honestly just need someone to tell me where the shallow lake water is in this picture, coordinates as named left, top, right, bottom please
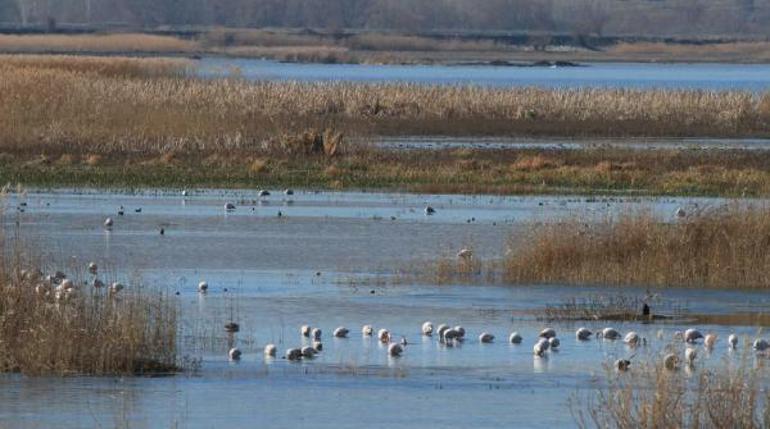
left=1, top=190, right=768, bottom=428
left=369, top=135, right=770, bottom=151
left=197, top=58, right=770, bottom=91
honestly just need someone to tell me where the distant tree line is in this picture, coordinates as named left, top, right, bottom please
left=2, top=0, right=769, bottom=37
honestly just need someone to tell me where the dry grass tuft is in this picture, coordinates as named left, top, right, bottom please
left=249, top=158, right=268, bottom=173
left=511, top=154, right=563, bottom=171
left=575, top=355, right=769, bottom=428
left=506, top=206, right=770, bottom=289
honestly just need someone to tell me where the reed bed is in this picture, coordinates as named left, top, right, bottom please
left=0, top=209, right=178, bottom=375
left=0, top=54, right=191, bottom=78
left=575, top=355, right=770, bottom=428
left=0, top=34, right=198, bottom=54
left=2, top=55, right=770, bottom=155
left=4, top=55, right=770, bottom=193
left=505, top=206, right=770, bottom=289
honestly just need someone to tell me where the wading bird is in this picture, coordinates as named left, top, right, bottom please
left=334, top=327, right=349, bottom=338
left=362, top=325, right=373, bottom=336
left=509, top=332, right=523, bottom=344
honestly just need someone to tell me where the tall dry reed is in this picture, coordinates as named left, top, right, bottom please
left=575, top=355, right=769, bottom=428
left=0, top=202, right=178, bottom=375
left=1, top=54, right=769, bottom=157
left=0, top=34, right=197, bottom=54
left=505, top=206, right=770, bottom=289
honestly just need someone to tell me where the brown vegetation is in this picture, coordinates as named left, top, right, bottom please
left=0, top=33, right=197, bottom=54
left=3, top=55, right=770, bottom=194
left=575, top=355, right=770, bottom=428
left=0, top=237, right=178, bottom=376
left=505, top=206, right=770, bottom=289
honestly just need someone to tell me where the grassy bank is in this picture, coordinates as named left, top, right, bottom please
left=6, top=144, right=770, bottom=196
left=505, top=206, right=770, bottom=289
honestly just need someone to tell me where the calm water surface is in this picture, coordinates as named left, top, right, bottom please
left=197, top=58, right=770, bottom=91
left=1, top=190, right=768, bottom=428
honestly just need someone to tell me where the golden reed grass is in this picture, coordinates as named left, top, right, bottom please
left=0, top=34, right=197, bottom=54
left=574, top=354, right=769, bottom=428
left=2, top=54, right=770, bottom=155
left=0, top=203, right=178, bottom=375
left=505, top=206, right=770, bottom=289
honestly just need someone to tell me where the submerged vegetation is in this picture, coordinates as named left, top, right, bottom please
left=505, top=206, right=770, bottom=289
left=2, top=55, right=770, bottom=195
